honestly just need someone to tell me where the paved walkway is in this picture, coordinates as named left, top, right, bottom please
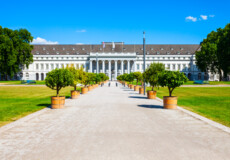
left=0, top=82, right=230, bottom=160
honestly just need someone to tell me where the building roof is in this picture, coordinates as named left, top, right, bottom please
left=32, top=44, right=200, bottom=55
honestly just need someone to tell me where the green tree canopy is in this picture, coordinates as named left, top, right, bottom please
left=0, top=26, right=33, bottom=79
left=79, top=67, right=88, bottom=87
left=66, top=64, right=80, bottom=90
left=195, top=23, right=230, bottom=80
left=143, top=63, right=165, bottom=91
left=45, top=68, right=73, bottom=97
left=133, top=72, right=142, bottom=85
left=158, top=71, right=188, bottom=97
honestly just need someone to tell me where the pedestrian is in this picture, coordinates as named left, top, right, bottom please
left=116, top=82, right=118, bottom=87
left=101, top=83, right=103, bottom=87
left=109, top=82, right=110, bottom=87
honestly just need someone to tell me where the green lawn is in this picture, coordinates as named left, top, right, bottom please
left=146, top=87, right=230, bottom=127
left=0, top=80, right=46, bottom=85
left=0, top=86, right=81, bottom=126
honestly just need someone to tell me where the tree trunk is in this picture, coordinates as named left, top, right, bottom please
left=152, top=86, right=154, bottom=91
left=74, top=85, right=76, bottom=91
left=57, top=89, right=59, bottom=97
left=218, top=69, right=222, bottom=81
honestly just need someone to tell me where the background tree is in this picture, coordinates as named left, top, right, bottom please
left=143, top=63, right=165, bottom=91
left=94, top=74, right=101, bottom=84
left=195, top=23, right=230, bottom=81
left=0, top=26, right=33, bottom=79
left=133, top=72, right=142, bottom=85
left=45, top=68, right=73, bottom=97
left=158, top=71, right=188, bottom=97
left=98, top=73, right=107, bottom=82
left=66, top=64, right=80, bottom=90
left=79, top=67, right=88, bottom=87
left=127, top=73, right=134, bottom=84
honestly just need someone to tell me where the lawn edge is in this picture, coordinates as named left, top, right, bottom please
left=156, top=97, right=230, bottom=134
left=0, top=108, right=50, bottom=132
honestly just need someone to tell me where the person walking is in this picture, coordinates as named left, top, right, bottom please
left=116, top=82, right=118, bottom=87
left=108, top=82, right=110, bottom=87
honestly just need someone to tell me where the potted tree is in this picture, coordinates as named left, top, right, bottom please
left=67, top=64, right=80, bottom=99
left=86, top=73, right=95, bottom=91
left=45, top=68, right=73, bottom=109
left=133, top=72, right=142, bottom=91
left=79, top=67, right=88, bottom=94
left=158, top=70, right=188, bottom=109
left=127, top=73, right=134, bottom=89
left=143, top=63, right=165, bottom=99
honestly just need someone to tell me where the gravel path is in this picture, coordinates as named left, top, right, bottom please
left=0, top=82, right=230, bottom=160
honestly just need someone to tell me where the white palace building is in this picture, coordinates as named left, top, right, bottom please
left=19, top=42, right=219, bottom=81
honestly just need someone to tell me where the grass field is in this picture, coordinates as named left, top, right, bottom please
left=0, top=80, right=46, bottom=85
left=0, top=86, right=81, bottom=127
left=128, top=80, right=230, bottom=85
left=146, top=87, right=230, bottom=127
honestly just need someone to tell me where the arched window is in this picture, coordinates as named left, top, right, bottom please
left=198, top=73, right=202, bottom=80
left=188, top=73, right=192, bottom=80
left=36, top=73, right=39, bottom=80
left=41, top=73, right=44, bottom=80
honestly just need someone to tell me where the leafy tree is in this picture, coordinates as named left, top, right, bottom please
left=98, top=73, right=107, bottom=81
left=143, top=63, right=165, bottom=91
left=127, top=73, right=135, bottom=84
left=0, top=26, right=33, bottom=79
left=158, top=71, right=188, bottom=97
left=66, top=64, right=80, bottom=90
left=133, top=72, right=142, bottom=85
left=86, top=72, right=95, bottom=85
left=79, top=67, right=88, bottom=87
left=45, top=68, right=73, bottom=97
left=195, top=23, right=230, bottom=81
left=94, top=73, right=101, bottom=84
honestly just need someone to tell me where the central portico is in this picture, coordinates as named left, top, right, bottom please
left=89, top=52, right=136, bottom=80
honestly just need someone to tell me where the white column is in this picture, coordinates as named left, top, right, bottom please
left=115, top=60, right=117, bottom=80
left=96, top=60, right=99, bottom=73
left=90, top=60, right=92, bottom=72
left=127, top=60, right=130, bottom=74
left=121, top=60, right=124, bottom=75
left=102, top=60, right=105, bottom=73
left=109, top=60, right=111, bottom=80
left=133, top=61, right=136, bottom=72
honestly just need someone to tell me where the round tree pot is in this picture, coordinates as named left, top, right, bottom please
left=163, top=96, right=178, bottom=109
left=130, top=85, right=134, bottom=89
left=134, top=86, right=139, bottom=91
left=147, top=91, right=157, bottom=99
left=88, top=86, right=93, bottom=91
left=51, top=96, right=65, bottom=109
left=139, top=88, right=144, bottom=94
left=71, top=90, right=80, bottom=99
left=81, top=87, right=88, bottom=94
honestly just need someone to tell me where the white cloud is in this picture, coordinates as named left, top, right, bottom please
left=209, top=15, right=215, bottom=18
left=185, top=16, right=197, bottom=22
left=76, top=29, right=86, bottom=33
left=200, top=15, right=208, bottom=20
left=31, top=37, right=58, bottom=44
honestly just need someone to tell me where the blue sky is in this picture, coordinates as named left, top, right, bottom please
left=1, top=0, right=229, bottom=44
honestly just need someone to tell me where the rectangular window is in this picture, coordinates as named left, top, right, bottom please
left=167, top=64, right=170, bottom=70
left=36, top=64, right=39, bottom=70
left=137, top=64, right=139, bottom=70
left=51, top=64, right=54, bottom=70
left=183, top=64, right=186, bottom=70
left=46, top=64, right=49, bottom=70
left=56, top=64, right=59, bottom=69
left=173, top=64, right=175, bottom=70
left=41, top=64, right=44, bottom=70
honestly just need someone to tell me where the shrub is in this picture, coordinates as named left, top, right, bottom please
left=45, top=68, right=73, bottom=97
left=158, top=71, right=188, bottom=96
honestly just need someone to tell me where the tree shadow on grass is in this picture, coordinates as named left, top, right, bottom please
left=137, top=104, right=163, bottom=109
left=37, top=104, right=51, bottom=108
left=129, top=96, right=147, bottom=99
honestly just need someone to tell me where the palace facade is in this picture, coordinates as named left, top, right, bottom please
left=17, top=42, right=219, bottom=81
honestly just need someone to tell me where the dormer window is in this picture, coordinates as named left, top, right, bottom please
left=151, top=48, right=154, bottom=50
left=99, top=48, right=102, bottom=51
left=141, top=48, right=143, bottom=50
left=56, top=52, right=59, bottom=54
left=147, top=52, right=149, bottom=55
left=36, top=51, right=39, bottom=54
left=171, top=48, right=174, bottom=50
left=167, top=52, right=170, bottom=55
left=43, top=47, right=45, bottom=50
left=76, top=52, right=79, bottom=55
left=82, top=48, right=85, bottom=50
left=46, top=52, right=49, bottom=55
left=177, top=52, right=180, bottom=55
left=73, top=48, right=75, bottom=50
left=66, top=52, right=69, bottom=55
left=161, top=48, right=164, bottom=50
left=180, top=48, right=184, bottom=50
left=187, top=52, right=190, bottom=54
left=53, top=48, right=55, bottom=50
left=123, top=48, right=126, bottom=51
left=157, top=51, right=160, bottom=54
